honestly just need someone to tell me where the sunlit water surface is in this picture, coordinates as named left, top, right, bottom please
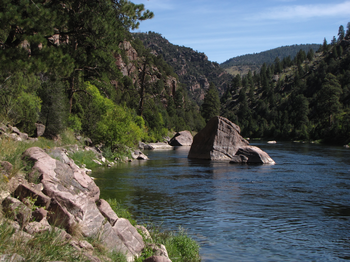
left=93, top=142, right=350, bottom=261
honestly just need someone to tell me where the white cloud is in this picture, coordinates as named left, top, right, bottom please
left=257, top=1, right=350, bottom=20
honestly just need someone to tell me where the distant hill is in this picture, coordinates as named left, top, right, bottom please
left=221, top=44, right=321, bottom=75
left=133, top=32, right=232, bottom=103
left=220, top=34, right=350, bottom=144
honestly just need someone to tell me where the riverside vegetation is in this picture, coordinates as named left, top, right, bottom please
left=1, top=0, right=350, bottom=260
left=0, top=130, right=200, bottom=261
left=0, top=0, right=201, bottom=260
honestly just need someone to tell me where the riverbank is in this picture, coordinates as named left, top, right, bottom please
left=0, top=129, right=200, bottom=262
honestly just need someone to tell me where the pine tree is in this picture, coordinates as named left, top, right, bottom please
left=338, top=25, right=345, bottom=42
left=201, top=83, right=220, bottom=122
left=318, top=73, right=342, bottom=127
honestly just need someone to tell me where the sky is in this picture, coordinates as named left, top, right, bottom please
left=131, top=0, right=350, bottom=63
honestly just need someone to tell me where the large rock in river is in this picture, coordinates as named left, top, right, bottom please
left=169, top=131, right=193, bottom=146
left=188, top=116, right=275, bottom=164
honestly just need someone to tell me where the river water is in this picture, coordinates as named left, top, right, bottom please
left=93, top=142, right=350, bottom=261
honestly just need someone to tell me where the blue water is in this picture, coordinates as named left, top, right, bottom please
left=93, top=142, right=350, bottom=261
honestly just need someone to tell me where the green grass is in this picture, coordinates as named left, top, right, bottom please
left=106, top=198, right=137, bottom=226
left=0, top=218, right=129, bottom=261
left=146, top=224, right=201, bottom=262
left=106, top=198, right=201, bottom=261
left=0, top=219, right=85, bottom=261
left=69, top=150, right=101, bottom=169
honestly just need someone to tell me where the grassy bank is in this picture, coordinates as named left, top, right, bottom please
left=0, top=130, right=201, bottom=261
left=106, top=199, right=201, bottom=262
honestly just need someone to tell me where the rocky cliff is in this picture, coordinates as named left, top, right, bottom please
left=133, top=32, right=232, bottom=103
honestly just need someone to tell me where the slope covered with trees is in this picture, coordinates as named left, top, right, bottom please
left=0, top=0, right=205, bottom=150
left=221, top=24, right=350, bottom=144
left=221, top=44, right=321, bottom=76
left=133, top=32, right=232, bottom=103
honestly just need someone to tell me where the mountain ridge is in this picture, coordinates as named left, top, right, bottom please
left=221, top=44, right=321, bottom=75
left=133, top=32, right=232, bottom=103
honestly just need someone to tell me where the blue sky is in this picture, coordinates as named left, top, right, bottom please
left=131, top=0, right=350, bottom=63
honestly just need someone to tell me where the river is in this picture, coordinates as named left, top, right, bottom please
left=92, top=141, right=350, bottom=261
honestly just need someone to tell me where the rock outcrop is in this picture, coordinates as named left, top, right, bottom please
left=169, top=131, right=193, bottom=146
left=13, top=147, right=145, bottom=261
left=188, top=116, right=275, bottom=164
left=143, top=142, right=173, bottom=150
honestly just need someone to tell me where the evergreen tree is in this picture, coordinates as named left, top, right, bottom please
left=346, top=22, right=350, bottom=37
left=318, top=73, right=342, bottom=127
left=338, top=25, right=345, bottom=42
left=201, top=83, right=220, bottom=122
left=322, top=38, right=329, bottom=53
left=307, top=49, right=314, bottom=61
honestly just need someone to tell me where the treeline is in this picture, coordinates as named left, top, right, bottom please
left=221, top=44, right=321, bottom=68
left=0, top=0, right=205, bottom=150
left=221, top=24, right=350, bottom=144
left=133, top=32, right=232, bottom=102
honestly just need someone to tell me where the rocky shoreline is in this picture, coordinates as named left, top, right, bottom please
left=0, top=116, right=276, bottom=261
left=0, top=145, right=173, bottom=262
left=0, top=123, right=192, bottom=261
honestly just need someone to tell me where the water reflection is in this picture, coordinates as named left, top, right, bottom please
left=93, top=142, right=350, bottom=261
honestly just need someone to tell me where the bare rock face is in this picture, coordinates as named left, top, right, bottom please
left=188, top=116, right=275, bottom=164
left=97, top=199, right=119, bottom=226
left=188, top=116, right=249, bottom=160
left=34, top=123, right=45, bottom=137
left=21, top=147, right=145, bottom=261
left=235, top=146, right=275, bottom=164
left=169, top=131, right=193, bottom=146
left=2, top=196, right=32, bottom=227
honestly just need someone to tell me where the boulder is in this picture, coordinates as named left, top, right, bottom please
left=22, top=147, right=145, bottom=260
left=188, top=116, right=249, bottom=160
left=2, top=196, right=32, bottom=227
left=32, top=207, right=48, bottom=222
left=13, top=183, right=51, bottom=209
left=0, top=161, right=13, bottom=176
left=131, top=150, right=149, bottom=160
left=145, top=143, right=173, bottom=150
left=235, top=146, right=275, bottom=164
left=188, top=116, right=275, bottom=164
left=34, top=123, right=45, bottom=137
left=97, top=199, right=119, bottom=226
left=24, top=218, right=51, bottom=235
left=9, top=126, right=28, bottom=141
left=146, top=243, right=169, bottom=258
left=169, top=131, right=193, bottom=146
left=136, top=225, right=152, bottom=241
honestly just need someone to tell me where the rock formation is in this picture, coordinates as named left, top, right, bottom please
left=188, top=116, right=275, bottom=164
left=169, top=131, right=193, bottom=146
left=20, top=147, right=145, bottom=261
left=0, top=146, right=174, bottom=262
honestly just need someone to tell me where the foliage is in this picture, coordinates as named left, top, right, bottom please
left=0, top=72, right=42, bottom=135
left=69, top=150, right=101, bottom=169
left=220, top=44, right=322, bottom=71
left=201, top=82, right=221, bottom=122
left=38, top=77, right=69, bottom=136
left=144, top=223, right=201, bottom=262
left=221, top=22, right=350, bottom=144
left=0, top=220, right=84, bottom=261
left=106, top=198, right=137, bottom=226
left=0, top=218, right=128, bottom=261
left=133, top=31, right=232, bottom=103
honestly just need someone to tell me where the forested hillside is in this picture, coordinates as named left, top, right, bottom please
left=221, top=44, right=321, bottom=76
left=0, top=0, right=205, bottom=149
left=133, top=32, right=232, bottom=103
left=221, top=25, right=350, bottom=144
